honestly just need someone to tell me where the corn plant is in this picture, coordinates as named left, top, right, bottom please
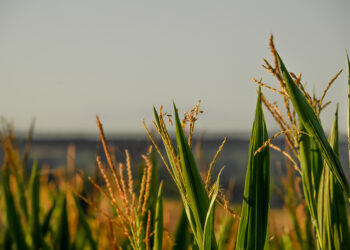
left=81, top=116, right=164, bottom=249
left=172, top=207, right=191, bottom=250
left=0, top=124, right=97, bottom=250
left=317, top=107, right=349, bottom=249
left=143, top=102, right=231, bottom=250
left=254, top=34, right=350, bottom=249
left=235, top=87, right=270, bottom=250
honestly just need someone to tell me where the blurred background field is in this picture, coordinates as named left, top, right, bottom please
left=11, top=133, right=350, bottom=207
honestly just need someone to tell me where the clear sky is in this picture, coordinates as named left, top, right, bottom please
left=1, top=1, right=350, bottom=135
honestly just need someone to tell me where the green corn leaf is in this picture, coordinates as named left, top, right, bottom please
left=304, top=207, right=317, bottom=250
left=173, top=102, right=217, bottom=249
left=73, top=194, right=97, bottom=250
left=41, top=197, right=57, bottom=236
left=55, top=194, right=70, bottom=250
left=3, top=226, right=13, bottom=250
left=2, top=171, right=29, bottom=250
left=217, top=215, right=234, bottom=250
left=202, top=168, right=223, bottom=249
left=298, top=121, right=315, bottom=214
left=172, top=208, right=191, bottom=250
left=13, top=165, right=29, bottom=220
left=71, top=227, right=87, bottom=250
left=280, top=234, right=293, bottom=250
left=317, top=107, right=349, bottom=249
left=147, top=152, right=159, bottom=249
left=236, top=87, right=270, bottom=250
left=29, top=161, right=42, bottom=250
left=276, top=53, right=350, bottom=197
left=311, top=139, right=323, bottom=200
left=153, top=182, right=163, bottom=250
left=298, top=121, right=320, bottom=247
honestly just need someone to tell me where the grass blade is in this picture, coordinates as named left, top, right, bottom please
left=153, top=181, right=163, bottom=250
left=317, top=107, right=349, bottom=249
left=276, top=52, right=350, bottom=197
left=236, top=87, right=270, bottom=250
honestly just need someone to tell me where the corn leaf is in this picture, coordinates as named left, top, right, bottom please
left=298, top=121, right=315, bottom=215
left=55, top=194, right=70, bottom=250
left=280, top=234, right=293, bottom=250
left=153, top=181, right=163, bottom=250
left=41, top=197, right=57, bottom=236
left=172, top=208, right=191, bottom=250
left=311, top=139, right=323, bottom=200
left=276, top=53, right=350, bottom=197
left=217, top=215, right=234, bottom=250
left=3, top=228, right=13, bottom=250
left=29, top=161, right=42, bottom=250
left=298, top=121, right=320, bottom=248
left=173, top=103, right=217, bottom=249
left=14, top=164, right=29, bottom=220
left=317, top=107, right=349, bottom=249
left=73, top=194, right=97, bottom=250
left=202, top=168, right=223, bottom=249
left=2, top=170, right=29, bottom=250
left=236, top=87, right=270, bottom=250
left=71, top=227, right=87, bottom=250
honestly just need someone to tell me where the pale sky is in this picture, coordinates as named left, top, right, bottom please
left=1, top=1, right=350, bottom=135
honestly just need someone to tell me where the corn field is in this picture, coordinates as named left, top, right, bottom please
left=1, top=35, right=350, bottom=249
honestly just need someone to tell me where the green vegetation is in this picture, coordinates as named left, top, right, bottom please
left=1, top=35, right=350, bottom=249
